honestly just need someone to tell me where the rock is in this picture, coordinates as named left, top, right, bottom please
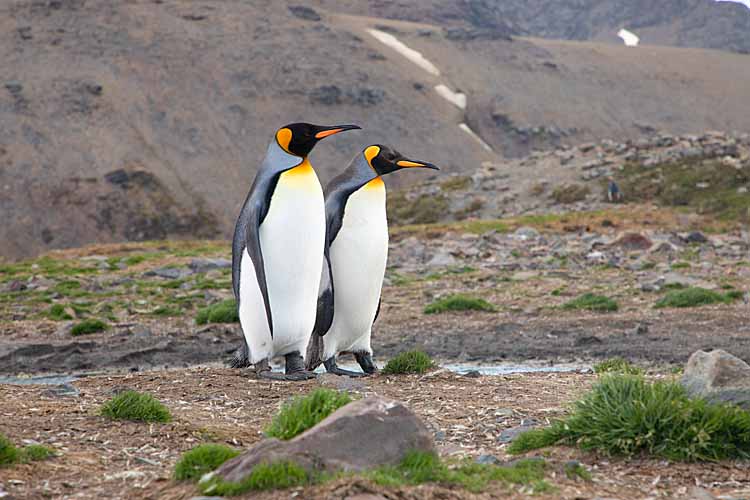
left=462, top=370, right=481, bottom=378
left=309, top=85, right=341, bottom=105
left=681, top=350, right=750, bottom=409
left=513, top=226, right=539, bottom=240
left=189, top=258, right=231, bottom=273
left=475, top=454, right=501, bottom=465
left=208, top=397, right=434, bottom=486
left=684, top=231, right=708, bottom=244
left=609, top=232, right=652, bottom=251
left=425, top=249, right=457, bottom=268
left=144, top=266, right=191, bottom=279
left=5, top=81, right=23, bottom=94
left=498, top=419, right=539, bottom=443
left=288, top=5, right=321, bottom=21
left=42, top=383, right=80, bottom=398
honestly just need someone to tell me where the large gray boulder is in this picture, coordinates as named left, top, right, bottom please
left=208, top=396, right=435, bottom=485
left=681, top=350, right=750, bottom=409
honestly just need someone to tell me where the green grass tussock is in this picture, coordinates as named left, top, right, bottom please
left=381, top=351, right=435, bottom=375
left=265, top=389, right=352, bottom=441
left=70, top=319, right=107, bottom=336
left=655, top=287, right=741, bottom=308
left=196, top=299, right=239, bottom=325
left=19, top=444, right=55, bottom=462
left=562, top=293, right=618, bottom=312
left=424, top=294, right=497, bottom=314
left=100, top=390, right=172, bottom=423
left=593, top=357, right=643, bottom=375
left=200, top=461, right=311, bottom=495
left=48, top=304, right=72, bottom=321
left=508, top=374, right=750, bottom=461
left=0, top=434, right=19, bottom=467
left=174, top=444, right=240, bottom=481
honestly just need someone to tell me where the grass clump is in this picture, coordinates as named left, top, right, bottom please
left=654, top=287, right=738, bottom=308
left=370, top=451, right=549, bottom=493
left=593, top=357, right=643, bottom=375
left=562, top=293, right=618, bottom=312
left=0, top=434, right=19, bottom=467
left=100, top=390, right=172, bottom=423
left=508, top=374, right=750, bottom=461
left=19, top=444, right=55, bottom=462
left=70, top=318, right=107, bottom=336
left=200, top=461, right=310, bottom=495
left=196, top=299, right=238, bottom=325
left=175, top=444, right=240, bottom=481
left=551, top=184, right=590, bottom=204
left=265, top=389, right=352, bottom=440
left=382, top=351, right=435, bottom=375
left=424, top=294, right=496, bottom=314
left=387, top=192, right=449, bottom=225
left=48, top=304, right=72, bottom=321
left=564, top=461, right=591, bottom=481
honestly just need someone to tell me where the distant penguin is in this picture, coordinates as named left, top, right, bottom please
left=231, top=122, right=360, bottom=380
left=607, top=177, right=623, bottom=202
left=306, top=145, right=438, bottom=376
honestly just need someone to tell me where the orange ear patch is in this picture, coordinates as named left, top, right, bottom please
left=364, top=145, right=381, bottom=166
left=276, top=128, right=292, bottom=152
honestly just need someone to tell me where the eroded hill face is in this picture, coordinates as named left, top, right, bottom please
left=2, top=0, right=750, bottom=259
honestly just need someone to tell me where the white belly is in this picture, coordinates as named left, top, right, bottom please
left=239, top=163, right=325, bottom=363
left=323, top=179, right=388, bottom=360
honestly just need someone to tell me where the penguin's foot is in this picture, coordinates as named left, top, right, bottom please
left=283, top=352, right=317, bottom=381
left=354, top=352, right=378, bottom=375
left=324, top=357, right=366, bottom=377
left=229, top=342, right=251, bottom=369
left=253, top=357, right=315, bottom=381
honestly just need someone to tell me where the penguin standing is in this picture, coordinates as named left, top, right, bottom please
left=306, top=145, right=438, bottom=376
left=231, top=122, right=360, bottom=380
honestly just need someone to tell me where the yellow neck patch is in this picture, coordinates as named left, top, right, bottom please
left=276, top=128, right=293, bottom=154
left=364, top=145, right=380, bottom=169
left=364, top=176, right=385, bottom=191
left=279, top=158, right=318, bottom=190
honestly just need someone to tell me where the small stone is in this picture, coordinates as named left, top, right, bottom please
left=475, top=454, right=501, bottom=465
left=513, top=226, right=539, bottom=240
left=288, top=5, right=321, bottom=21
left=462, top=370, right=481, bottom=378
left=684, top=231, right=708, bottom=244
left=609, top=232, right=652, bottom=251
left=189, top=258, right=231, bottom=273
left=144, top=266, right=191, bottom=279
left=5, top=81, right=23, bottom=94
left=498, top=421, right=537, bottom=443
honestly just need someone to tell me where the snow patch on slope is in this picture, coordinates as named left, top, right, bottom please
left=367, top=29, right=441, bottom=76
left=459, top=123, right=493, bottom=153
left=618, top=29, right=640, bottom=47
left=435, top=84, right=467, bottom=110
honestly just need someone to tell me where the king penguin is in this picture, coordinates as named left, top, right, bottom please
left=231, top=122, right=360, bottom=380
left=306, top=145, right=438, bottom=376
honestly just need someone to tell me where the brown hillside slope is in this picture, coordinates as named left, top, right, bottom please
left=1, top=0, right=749, bottom=259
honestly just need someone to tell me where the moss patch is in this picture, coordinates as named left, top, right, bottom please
left=196, top=299, right=238, bottom=325
left=562, top=293, right=618, bottom=312
left=0, top=434, right=19, bottom=467
left=265, top=389, right=352, bottom=441
left=100, top=390, right=172, bottom=423
left=19, top=444, right=55, bottom=462
left=424, top=294, right=497, bottom=314
left=382, top=351, right=435, bottom=375
left=175, top=444, right=240, bottom=481
left=48, top=304, right=72, bottom=321
left=551, top=184, right=591, bottom=204
left=593, top=357, right=643, bottom=375
left=654, top=287, right=738, bottom=308
left=71, top=319, right=107, bottom=336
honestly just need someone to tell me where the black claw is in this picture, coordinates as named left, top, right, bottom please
left=324, top=357, right=366, bottom=377
left=355, top=352, right=378, bottom=375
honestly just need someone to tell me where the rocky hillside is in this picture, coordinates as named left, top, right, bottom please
left=2, top=0, right=750, bottom=259
left=391, top=131, right=750, bottom=225
left=320, top=0, right=750, bottom=53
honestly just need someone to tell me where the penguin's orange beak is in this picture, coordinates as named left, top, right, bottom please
left=396, top=159, right=439, bottom=170
left=314, top=124, right=361, bottom=139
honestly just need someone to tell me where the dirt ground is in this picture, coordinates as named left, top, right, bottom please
left=2, top=367, right=749, bottom=499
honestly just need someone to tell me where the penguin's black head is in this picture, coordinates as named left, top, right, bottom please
left=364, top=145, right=439, bottom=176
left=276, top=122, right=361, bottom=157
